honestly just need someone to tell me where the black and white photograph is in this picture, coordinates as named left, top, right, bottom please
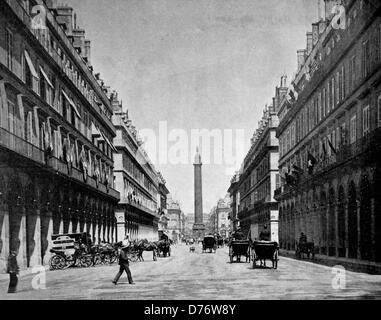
left=0, top=0, right=381, bottom=305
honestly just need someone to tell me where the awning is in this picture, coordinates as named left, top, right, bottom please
left=39, top=66, right=54, bottom=88
left=101, top=131, right=117, bottom=152
left=62, top=90, right=81, bottom=118
left=91, top=123, right=101, bottom=137
left=24, top=50, right=39, bottom=79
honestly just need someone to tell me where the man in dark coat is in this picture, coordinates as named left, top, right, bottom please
left=233, top=227, right=244, bottom=240
left=259, top=225, right=271, bottom=241
left=112, top=244, right=134, bottom=285
left=7, top=251, right=19, bottom=293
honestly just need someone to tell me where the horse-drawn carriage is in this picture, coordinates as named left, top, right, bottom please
left=217, top=236, right=224, bottom=248
left=202, top=235, right=217, bottom=253
left=228, top=240, right=251, bottom=263
left=251, top=241, right=279, bottom=269
left=49, top=233, right=93, bottom=270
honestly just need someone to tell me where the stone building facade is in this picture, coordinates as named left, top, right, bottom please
left=237, top=96, right=281, bottom=242
left=0, top=0, right=120, bottom=272
left=275, top=0, right=381, bottom=271
left=112, top=94, right=161, bottom=242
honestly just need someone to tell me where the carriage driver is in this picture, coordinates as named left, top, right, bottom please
left=299, top=232, right=307, bottom=245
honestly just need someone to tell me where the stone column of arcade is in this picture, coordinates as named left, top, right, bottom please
left=8, top=180, right=27, bottom=270
left=0, top=181, right=9, bottom=273
left=40, top=198, right=54, bottom=266
left=26, top=192, right=42, bottom=267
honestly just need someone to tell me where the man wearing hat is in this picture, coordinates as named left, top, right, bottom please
left=113, top=234, right=134, bottom=285
left=233, top=227, right=244, bottom=240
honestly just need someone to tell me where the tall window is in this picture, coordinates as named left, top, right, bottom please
left=362, top=40, right=370, bottom=78
left=350, top=55, right=356, bottom=92
left=341, top=65, right=345, bottom=101
left=378, top=95, right=381, bottom=127
left=322, top=88, right=326, bottom=118
left=5, top=28, right=14, bottom=71
left=377, top=25, right=381, bottom=62
left=362, top=105, right=370, bottom=136
left=336, top=71, right=340, bottom=106
left=350, top=115, right=357, bottom=144
left=331, top=77, right=335, bottom=111
left=40, top=70, right=46, bottom=101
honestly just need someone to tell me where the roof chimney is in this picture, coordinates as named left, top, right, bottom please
left=55, top=5, right=74, bottom=35
left=297, top=49, right=307, bottom=71
left=306, top=32, right=313, bottom=55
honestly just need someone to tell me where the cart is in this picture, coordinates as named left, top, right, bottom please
left=228, top=240, right=251, bottom=263
left=251, top=241, right=279, bottom=269
left=202, top=236, right=217, bottom=253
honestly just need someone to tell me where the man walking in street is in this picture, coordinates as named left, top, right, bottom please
left=113, top=235, right=134, bottom=285
left=7, top=251, right=19, bottom=293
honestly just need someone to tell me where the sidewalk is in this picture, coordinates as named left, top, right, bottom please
left=280, top=249, right=381, bottom=274
left=0, top=265, right=50, bottom=281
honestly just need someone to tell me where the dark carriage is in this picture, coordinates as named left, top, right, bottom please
left=251, top=241, right=279, bottom=269
left=202, top=236, right=217, bottom=253
left=217, top=236, right=224, bottom=248
left=228, top=240, right=251, bottom=263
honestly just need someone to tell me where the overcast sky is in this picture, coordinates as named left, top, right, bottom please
left=66, top=0, right=318, bottom=214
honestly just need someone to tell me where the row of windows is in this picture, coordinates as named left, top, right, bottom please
left=279, top=96, right=381, bottom=180
left=2, top=82, right=114, bottom=188
left=122, top=154, right=157, bottom=198
left=3, top=26, right=114, bottom=161
left=280, top=21, right=381, bottom=159
left=240, top=178, right=271, bottom=212
left=123, top=179, right=157, bottom=212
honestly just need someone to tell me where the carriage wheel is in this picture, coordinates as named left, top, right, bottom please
left=49, top=255, right=65, bottom=270
left=80, top=255, right=93, bottom=268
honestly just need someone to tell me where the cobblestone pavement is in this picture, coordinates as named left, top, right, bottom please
left=1, top=244, right=381, bottom=300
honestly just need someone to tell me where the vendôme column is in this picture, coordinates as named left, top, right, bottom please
left=193, top=147, right=205, bottom=239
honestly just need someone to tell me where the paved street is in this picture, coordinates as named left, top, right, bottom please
left=1, top=244, right=381, bottom=300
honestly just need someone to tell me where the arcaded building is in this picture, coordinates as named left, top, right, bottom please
left=275, top=0, right=381, bottom=271
left=0, top=0, right=120, bottom=272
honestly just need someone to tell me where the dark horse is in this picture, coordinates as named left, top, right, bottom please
left=135, top=239, right=158, bottom=261
left=155, top=239, right=171, bottom=257
left=295, top=241, right=315, bottom=259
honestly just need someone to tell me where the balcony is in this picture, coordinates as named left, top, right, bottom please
left=0, top=127, right=119, bottom=200
left=119, top=197, right=158, bottom=217
left=275, top=127, right=381, bottom=199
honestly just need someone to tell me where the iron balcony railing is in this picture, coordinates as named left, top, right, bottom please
left=119, top=196, right=157, bottom=217
left=274, top=127, right=381, bottom=198
left=0, top=127, right=120, bottom=200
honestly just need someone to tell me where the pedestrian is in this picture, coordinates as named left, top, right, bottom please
left=112, top=242, right=134, bottom=285
left=7, top=251, right=19, bottom=294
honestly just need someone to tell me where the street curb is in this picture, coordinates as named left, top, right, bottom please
left=279, top=252, right=381, bottom=275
